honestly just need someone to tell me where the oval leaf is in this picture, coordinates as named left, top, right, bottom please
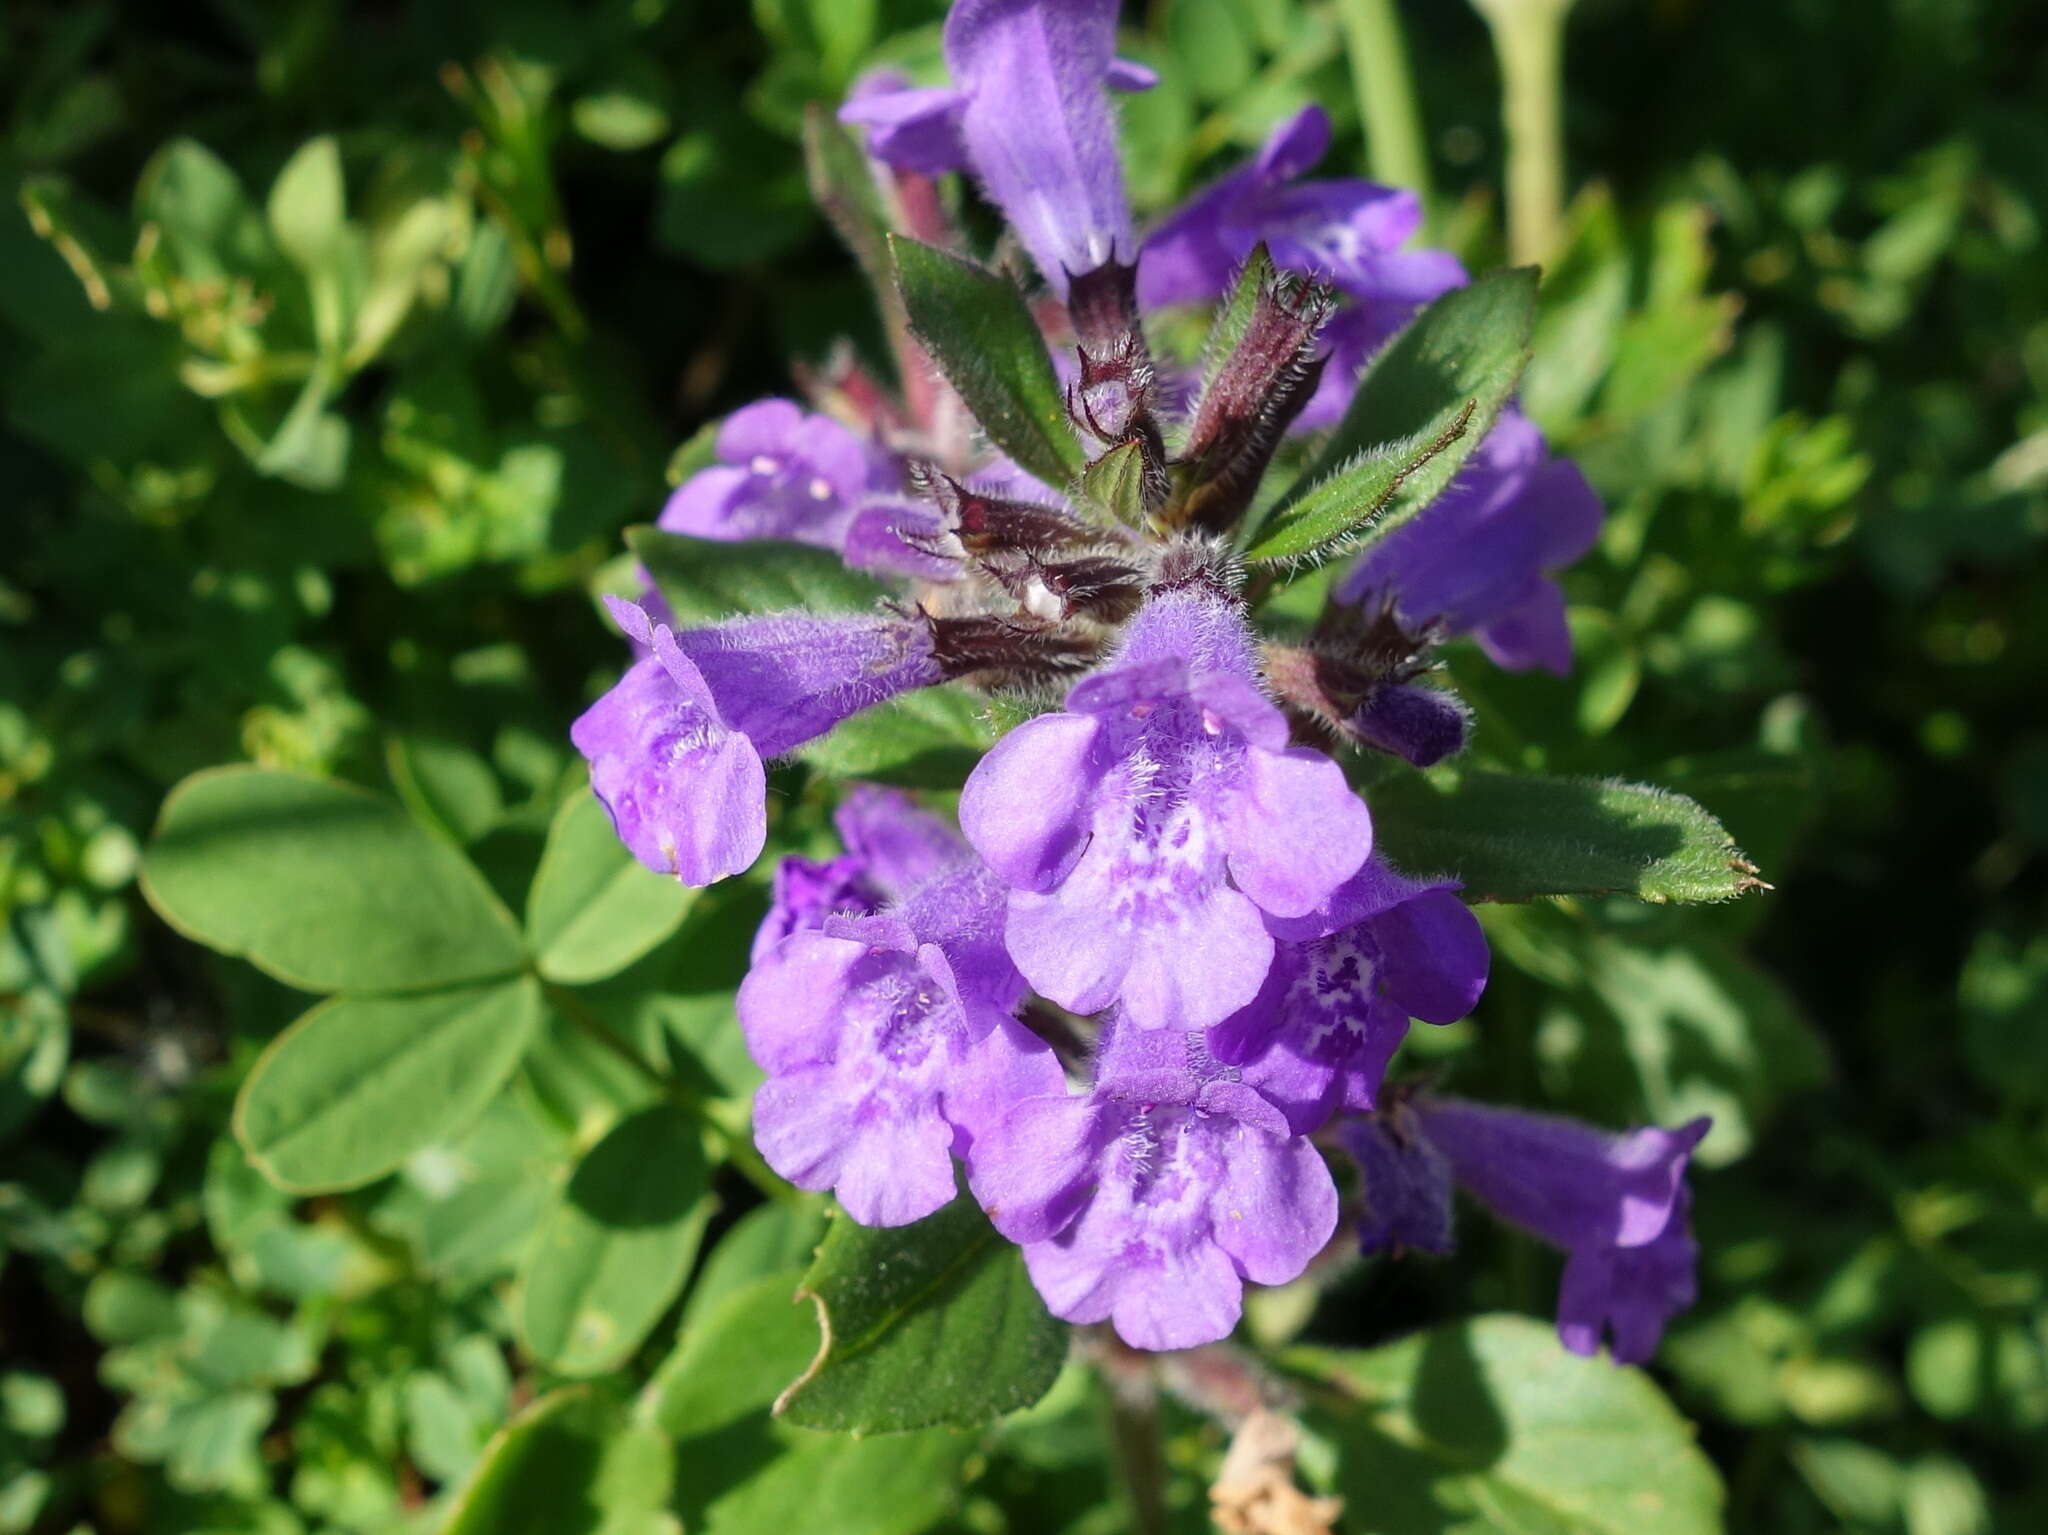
left=1288, top=1314, right=1725, bottom=1535
left=142, top=767, right=526, bottom=992
left=774, top=1194, right=1066, bottom=1434
left=235, top=976, right=544, bottom=1192
left=518, top=1103, right=712, bottom=1376
left=527, top=788, right=696, bottom=985
left=443, top=1387, right=676, bottom=1535
left=1371, top=770, right=1761, bottom=904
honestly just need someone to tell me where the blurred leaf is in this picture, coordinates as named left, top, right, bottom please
left=775, top=1194, right=1066, bottom=1434
left=657, top=122, right=813, bottom=270
left=442, top=1387, right=678, bottom=1535
left=691, top=1428, right=970, bottom=1535
left=387, top=736, right=504, bottom=846
left=235, top=977, right=544, bottom=1192
left=517, top=1103, right=712, bottom=1376
left=643, top=1271, right=818, bottom=1440
left=142, top=767, right=526, bottom=992
left=1248, top=270, right=1537, bottom=564
left=1371, top=770, right=1759, bottom=903
left=891, top=235, right=1086, bottom=488
left=1290, top=1314, right=1724, bottom=1535
left=629, top=528, right=888, bottom=626
left=526, top=787, right=696, bottom=985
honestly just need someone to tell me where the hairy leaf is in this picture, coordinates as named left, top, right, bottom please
left=629, top=526, right=887, bottom=627
left=891, top=235, right=1085, bottom=488
left=1372, top=770, right=1759, bottom=904
left=1247, top=269, right=1538, bottom=564
left=795, top=689, right=997, bottom=788
left=443, top=1388, right=677, bottom=1535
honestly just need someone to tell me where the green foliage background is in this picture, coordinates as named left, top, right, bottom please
left=3, top=0, right=2044, bottom=1531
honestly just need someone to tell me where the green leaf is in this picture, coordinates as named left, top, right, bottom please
left=386, top=735, right=503, bottom=845
left=642, top=1271, right=819, bottom=1440
left=235, top=977, right=544, bottom=1192
left=527, top=787, right=695, bottom=985
left=628, top=527, right=888, bottom=628
left=135, top=138, right=276, bottom=283
left=1246, top=269, right=1538, bottom=565
left=795, top=688, right=997, bottom=788
left=1370, top=770, right=1760, bottom=904
left=267, top=137, right=346, bottom=273
left=1289, top=1314, right=1724, bottom=1535
left=774, top=1194, right=1066, bottom=1434
left=517, top=1103, right=713, bottom=1375
left=443, top=1387, right=678, bottom=1535
left=1077, top=439, right=1152, bottom=528
left=696, top=1430, right=969, bottom=1535
left=267, top=137, right=357, bottom=358
left=142, top=767, right=527, bottom=993
left=891, top=234, right=1085, bottom=489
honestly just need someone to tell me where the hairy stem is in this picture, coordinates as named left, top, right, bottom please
left=1335, top=0, right=1433, bottom=215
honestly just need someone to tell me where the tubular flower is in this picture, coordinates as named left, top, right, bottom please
left=1341, top=1097, right=1710, bottom=1363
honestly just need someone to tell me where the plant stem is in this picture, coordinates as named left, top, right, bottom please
left=1103, top=1377, right=1169, bottom=1535
left=1335, top=0, right=1433, bottom=212
left=1470, top=0, right=1575, bottom=267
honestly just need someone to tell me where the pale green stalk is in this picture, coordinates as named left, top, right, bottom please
left=1469, top=0, right=1578, bottom=266
left=1334, top=0, right=1433, bottom=213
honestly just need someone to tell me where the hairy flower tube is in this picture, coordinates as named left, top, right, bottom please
left=1342, top=1097, right=1710, bottom=1363
left=555, top=0, right=1709, bottom=1360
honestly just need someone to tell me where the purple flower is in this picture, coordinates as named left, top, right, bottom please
left=970, top=1022, right=1336, bottom=1350
left=839, top=70, right=972, bottom=177
left=671, top=608, right=944, bottom=757
left=840, top=5, right=1156, bottom=296
left=570, top=600, right=767, bottom=884
left=1343, top=680, right=1473, bottom=770
left=752, top=787, right=970, bottom=963
left=1341, top=1097, right=1709, bottom=1363
left=1136, top=106, right=1465, bottom=431
left=574, top=599, right=944, bottom=883
left=1139, top=107, right=1463, bottom=311
left=1557, top=1191, right=1700, bottom=1365
left=1208, top=860, right=1489, bottom=1134
left=1336, top=410, right=1603, bottom=675
left=660, top=398, right=898, bottom=550
left=739, top=862, right=1062, bottom=1226
left=960, top=591, right=1372, bottom=1031
left=944, top=0, right=1135, bottom=295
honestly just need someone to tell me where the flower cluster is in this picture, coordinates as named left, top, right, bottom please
left=572, top=0, right=1702, bottom=1359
